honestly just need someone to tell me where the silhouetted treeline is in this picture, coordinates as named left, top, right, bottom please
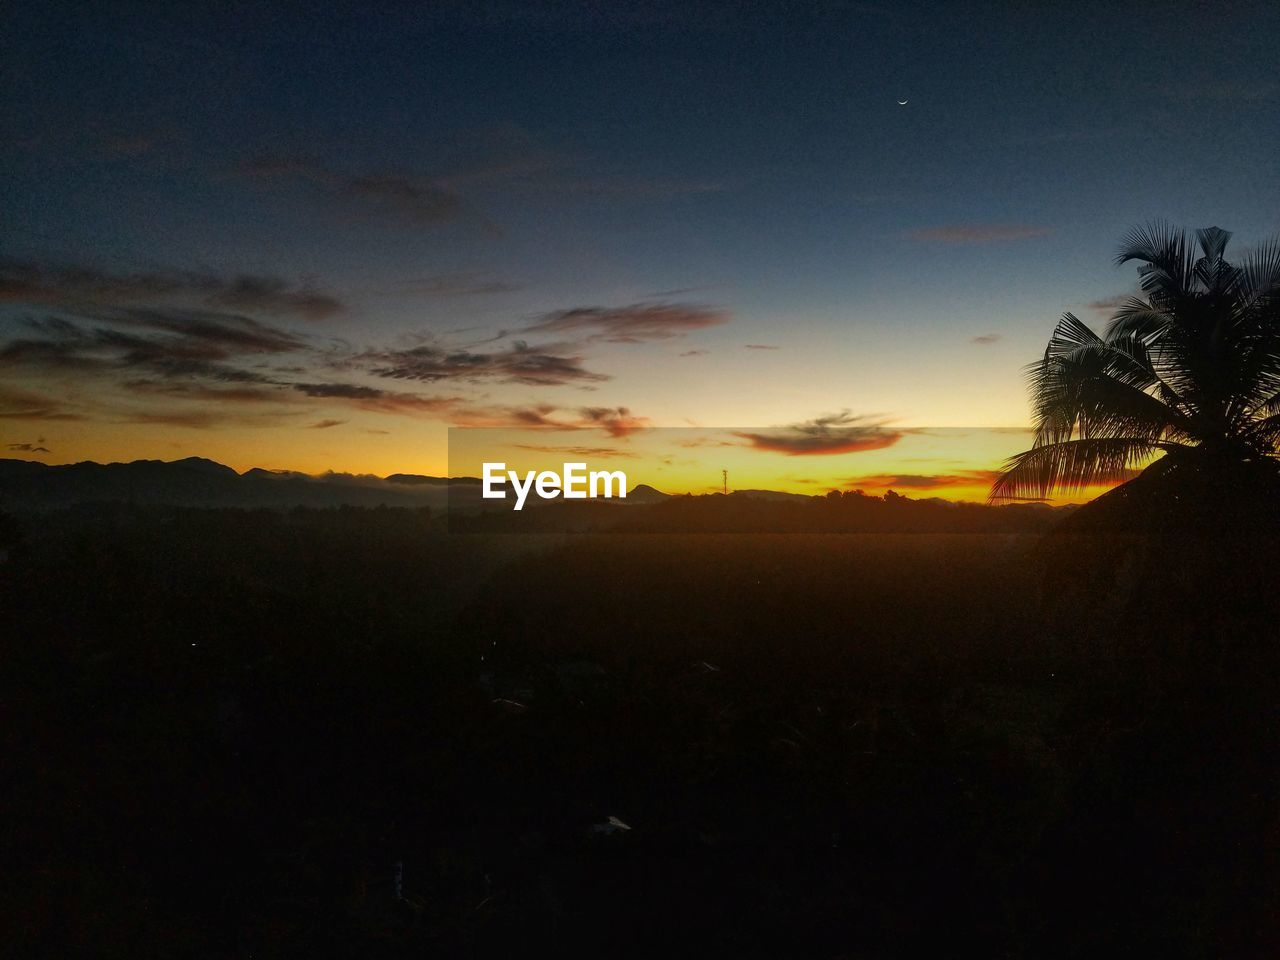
left=449, top=488, right=1071, bottom=534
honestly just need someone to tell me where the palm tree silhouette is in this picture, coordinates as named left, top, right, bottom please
left=992, top=223, right=1280, bottom=501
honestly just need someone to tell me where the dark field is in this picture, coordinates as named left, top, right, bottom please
left=3, top=506, right=1278, bottom=957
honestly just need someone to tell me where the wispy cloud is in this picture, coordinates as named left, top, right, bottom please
left=360, top=339, right=609, bottom=387
left=907, top=224, right=1051, bottom=244
left=1087, top=293, right=1138, bottom=315
left=291, top=382, right=463, bottom=417
left=513, top=443, right=638, bottom=459
left=734, top=412, right=902, bottom=456
left=121, top=380, right=289, bottom=404
left=578, top=406, right=649, bottom=438
left=744, top=343, right=778, bottom=350
left=450, top=403, right=649, bottom=437
left=0, top=257, right=344, bottom=321
left=308, top=418, right=347, bottom=429
left=844, top=470, right=1000, bottom=490
left=0, top=314, right=304, bottom=385
left=108, top=405, right=307, bottom=429
left=0, top=386, right=85, bottom=421
left=524, top=302, right=729, bottom=343
left=237, top=157, right=487, bottom=231
left=379, top=273, right=523, bottom=297
left=970, top=333, right=1001, bottom=345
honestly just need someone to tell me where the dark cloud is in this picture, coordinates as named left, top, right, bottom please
left=291, top=382, right=462, bottom=416
left=970, top=333, right=1001, bottom=345
left=0, top=257, right=343, bottom=320
left=734, top=412, right=902, bottom=456
left=0, top=385, right=85, bottom=421
left=578, top=406, right=650, bottom=438
left=114, top=308, right=306, bottom=354
left=6, top=441, right=51, bottom=453
left=121, top=379, right=289, bottom=404
left=293, top=382, right=384, bottom=400
left=113, top=409, right=292, bottom=429
left=843, top=470, right=1001, bottom=490
left=363, top=339, right=608, bottom=387
left=907, top=224, right=1051, bottom=244
left=524, top=302, right=728, bottom=343
left=0, top=315, right=300, bottom=384
left=744, top=343, right=779, bottom=350
left=679, top=348, right=709, bottom=357
left=237, top=157, right=480, bottom=230
left=308, top=419, right=347, bottom=429
left=449, top=403, right=649, bottom=437
left=513, top=444, right=638, bottom=459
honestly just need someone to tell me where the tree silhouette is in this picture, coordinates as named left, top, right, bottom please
left=992, top=223, right=1280, bottom=500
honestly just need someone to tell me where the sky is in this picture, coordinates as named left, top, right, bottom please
left=2, top=1, right=1277, bottom=499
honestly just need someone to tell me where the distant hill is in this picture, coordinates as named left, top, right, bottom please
left=729, top=489, right=812, bottom=503
left=0, top=457, right=1077, bottom=534
left=0, top=457, right=478, bottom=512
left=625, top=483, right=670, bottom=503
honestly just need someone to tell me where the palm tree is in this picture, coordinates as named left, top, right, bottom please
left=991, top=223, right=1280, bottom=501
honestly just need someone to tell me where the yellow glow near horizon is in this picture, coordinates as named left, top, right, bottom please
left=6, top=412, right=1129, bottom=505
left=1, top=416, right=1137, bottom=504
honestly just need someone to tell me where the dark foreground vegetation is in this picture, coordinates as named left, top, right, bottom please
left=2, top=503, right=1278, bottom=957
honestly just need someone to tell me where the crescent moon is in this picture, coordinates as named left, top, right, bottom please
left=897, top=99, right=909, bottom=105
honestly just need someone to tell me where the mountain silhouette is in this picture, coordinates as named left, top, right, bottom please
left=0, top=457, right=473, bottom=511
left=625, top=483, right=670, bottom=503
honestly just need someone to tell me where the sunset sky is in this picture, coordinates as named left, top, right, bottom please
left=3, top=2, right=1277, bottom=499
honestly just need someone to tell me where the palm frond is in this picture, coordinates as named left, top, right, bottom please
left=1196, top=226, right=1232, bottom=263
left=1116, top=221, right=1195, bottom=301
left=989, top=438, right=1172, bottom=502
left=1025, top=314, right=1187, bottom=447
left=1236, top=235, right=1280, bottom=313
left=1245, top=413, right=1280, bottom=452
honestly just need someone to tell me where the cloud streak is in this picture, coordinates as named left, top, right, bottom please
left=734, top=412, right=902, bottom=456
left=0, top=386, right=86, bottom=421
left=843, top=470, right=1000, bottom=490
left=361, top=339, right=609, bottom=387
left=237, top=157, right=483, bottom=231
left=524, top=302, right=728, bottom=343
left=0, top=257, right=343, bottom=321
left=513, top=443, right=639, bottom=459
